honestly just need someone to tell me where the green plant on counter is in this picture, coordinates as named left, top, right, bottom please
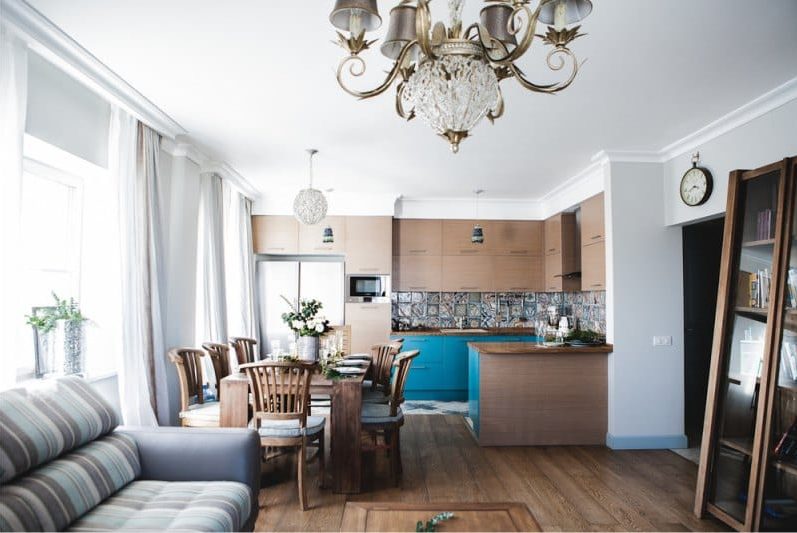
left=565, top=329, right=605, bottom=344
left=25, top=293, right=87, bottom=334
left=416, top=512, right=454, bottom=532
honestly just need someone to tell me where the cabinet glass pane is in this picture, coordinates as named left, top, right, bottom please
left=709, top=170, right=781, bottom=522
left=761, top=167, right=797, bottom=531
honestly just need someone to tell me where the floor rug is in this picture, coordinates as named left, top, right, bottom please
left=403, top=400, right=468, bottom=416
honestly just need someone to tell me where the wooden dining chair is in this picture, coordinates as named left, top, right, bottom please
left=168, top=347, right=219, bottom=427
left=230, top=337, right=258, bottom=365
left=202, top=342, right=232, bottom=399
left=361, top=350, right=419, bottom=485
left=240, top=360, right=325, bottom=511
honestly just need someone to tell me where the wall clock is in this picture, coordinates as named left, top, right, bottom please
left=680, top=152, right=713, bottom=206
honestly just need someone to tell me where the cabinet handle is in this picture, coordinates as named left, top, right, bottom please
left=267, top=247, right=285, bottom=251
left=359, top=305, right=379, bottom=310
left=548, top=248, right=556, bottom=252
left=510, top=287, right=525, bottom=290
left=358, top=268, right=379, bottom=272
left=591, top=235, right=602, bottom=240
left=510, top=250, right=528, bottom=254
left=461, top=286, right=479, bottom=290
left=414, top=366, right=429, bottom=370
left=410, top=339, right=428, bottom=343
left=460, top=250, right=478, bottom=254
left=314, top=246, right=330, bottom=250
left=548, top=286, right=558, bottom=290
left=409, top=249, right=427, bottom=253
left=408, top=286, right=427, bottom=290
left=590, top=283, right=603, bottom=287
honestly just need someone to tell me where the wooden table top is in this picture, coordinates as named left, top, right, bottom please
left=340, top=502, right=541, bottom=532
left=467, top=341, right=613, bottom=355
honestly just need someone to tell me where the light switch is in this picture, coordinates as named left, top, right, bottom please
left=652, top=336, right=673, bottom=346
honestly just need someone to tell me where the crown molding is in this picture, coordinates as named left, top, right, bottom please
left=202, top=160, right=261, bottom=200
left=591, top=150, right=665, bottom=164
left=1, top=0, right=185, bottom=139
left=160, top=137, right=207, bottom=166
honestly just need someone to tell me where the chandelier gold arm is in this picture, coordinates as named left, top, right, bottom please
left=486, top=86, right=505, bottom=124
left=335, top=40, right=419, bottom=99
left=416, top=0, right=437, bottom=60
left=508, top=46, right=582, bottom=93
left=466, top=2, right=541, bottom=66
left=395, top=81, right=415, bottom=120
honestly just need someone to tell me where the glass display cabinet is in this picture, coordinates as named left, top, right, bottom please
left=696, top=156, right=797, bottom=531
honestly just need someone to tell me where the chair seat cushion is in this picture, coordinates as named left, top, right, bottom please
left=67, top=480, right=250, bottom=532
left=257, top=416, right=325, bottom=438
left=362, top=389, right=390, bottom=404
left=361, top=403, right=403, bottom=424
left=178, top=401, right=220, bottom=424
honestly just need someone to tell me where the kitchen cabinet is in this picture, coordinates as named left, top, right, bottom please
left=493, top=221, right=543, bottom=256
left=493, top=255, right=543, bottom=292
left=252, top=215, right=299, bottom=254
left=543, top=213, right=580, bottom=292
left=544, top=215, right=562, bottom=255
left=345, top=216, right=392, bottom=274
left=393, top=219, right=442, bottom=256
left=345, top=302, right=391, bottom=354
left=298, top=216, right=346, bottom=254
left=580, top=193, right=605, bottom=244
left=581, top=240, right=605, bottom=290
left=442, top=220, right=495, bottom=255
left=441, top=255, right=494, bottom=292
left=393, top=255, right=442, bottom=291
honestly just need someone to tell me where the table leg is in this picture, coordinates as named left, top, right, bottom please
left=220, top=378, right=249, bottom=428
left=331, top=378, right=362, bottom=494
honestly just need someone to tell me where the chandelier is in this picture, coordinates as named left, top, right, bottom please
left=330, top=0, right=592, bottom=153
left=293, top=149, right=328, bottom=225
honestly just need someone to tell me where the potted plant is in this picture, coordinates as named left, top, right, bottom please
left=25, top=293, right=88, bottom=376
left=281, top=297, right=330, bottom=362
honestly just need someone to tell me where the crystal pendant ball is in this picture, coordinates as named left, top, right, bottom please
left=293, top=188, right=328, bottom=225
left=401, top=53, right=500, bottom=148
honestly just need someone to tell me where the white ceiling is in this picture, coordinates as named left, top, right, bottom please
left=27, top=0, right=797, bottom=200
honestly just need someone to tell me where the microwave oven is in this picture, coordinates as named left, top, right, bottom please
left=345, top=274, right=390, bottom=303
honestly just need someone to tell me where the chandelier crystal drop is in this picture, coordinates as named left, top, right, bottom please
left=330, top=0, right=593, bottom=152
left=293, top=149, right=328, bottom=226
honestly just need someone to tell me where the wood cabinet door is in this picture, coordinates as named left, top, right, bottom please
left=394, top=255, right=442, bottom=291
left=441, top=255, right=494, bottom=292
left=442, top=220, right=495, bottom=255
left=493, top=256, right=543, bottom=291
left=298, top=216, right=346, bottom=254
left=493, top=221, right=543, bottom=256
left=393, top=219, right=442, bottom=256
left=252, top=215, right=299, bottom=254
left=544, top=252, right=562, bottom=292
left=543, top=215, right=562, bottom=256
left=581, top=193, right=605, bottom=245
left=344, top=302, right=391, bottom=354
left=581, top=241, right=606, bottom=291
left=345, top=216, right=392, bottom=274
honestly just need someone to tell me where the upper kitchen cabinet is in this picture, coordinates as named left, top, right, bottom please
left=442, top=220, right=495, bottom=255
left=544, top=214, right=562, bottom=255
left=252, top=215, right=299, bottom=254
left=393, top=219, right=443, bottom=256
left=345, top=216, right=392, bottom=274
left=580, top=193, right=605, bottom=244
left=493, top=255, right=543, bottom=292
left=393, top=255, right=442, bottom=291
left=298, top=216, right=346, bottom=254
left=441, top=255, right=494, bottom=292
left=493, top=221, right=543, bottom=256
left=543, top=213, right=580, bottom=292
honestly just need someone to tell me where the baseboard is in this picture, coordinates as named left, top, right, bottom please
left=606, top=432, right=688, bottom=450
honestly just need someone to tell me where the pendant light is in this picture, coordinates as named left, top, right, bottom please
left=293, top=149, right=328, bottom=225
left=323, top=225, right=334, bottom=243
left=472, top=189, right=484, bottom=244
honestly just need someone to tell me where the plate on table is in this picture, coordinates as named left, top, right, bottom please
left=338, top=359, right=369, bottom=366
left=344, top=353, right=371, bottom=360
left=334, top=366, right=367, bottom=374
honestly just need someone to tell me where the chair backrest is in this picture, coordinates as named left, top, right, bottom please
left=371, top=342, right=401, bottom=392
left=168, top=348, right=206, bottom=412
left=240, top=361, right=314, bottom=430
left=230, top=337, right=258, bottom=365
left=324, top=325, right=351, bottom=355
left=202, top=342, right=232, bottom=396
left=389, top=350, right=419, bottom=416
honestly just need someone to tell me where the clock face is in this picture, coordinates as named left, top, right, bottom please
left=680, top=167, right=711, bottom=206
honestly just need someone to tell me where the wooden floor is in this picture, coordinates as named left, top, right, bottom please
left=254, top=415, right=728, bottom=532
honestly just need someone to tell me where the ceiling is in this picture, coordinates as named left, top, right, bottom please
left=27, top=0, right=797, bottom=200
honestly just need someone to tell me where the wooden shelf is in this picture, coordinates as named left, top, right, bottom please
left=742, top=238, right=776, bottom=248
left=772, top=458, right=797, bottom=476
left=720, top=437, right=754, bottom=456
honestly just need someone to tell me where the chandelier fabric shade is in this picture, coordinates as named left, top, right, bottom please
left=381, top=3, right=418, bottom=60
left=329, top=0, right=381, bottom=33
left=479, top=4, right=518, bottom=49
left=538, top=0, right=593, bottom=28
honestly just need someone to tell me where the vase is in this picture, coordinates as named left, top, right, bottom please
left=296, top=335, right=319, bottom=362
left=55, top=320, right=85, bottom=375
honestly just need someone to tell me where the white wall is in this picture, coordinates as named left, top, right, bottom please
left=605, top=161, right=687, bottom=448
left=664, top=99, right=797, bottom=226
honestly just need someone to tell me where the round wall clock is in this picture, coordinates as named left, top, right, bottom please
left=680, top=152, right=713, bottom=206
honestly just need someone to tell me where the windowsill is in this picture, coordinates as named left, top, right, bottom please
left=84, top=371, right=118, bottom=383
left=13, top=370, right=118, bottom=388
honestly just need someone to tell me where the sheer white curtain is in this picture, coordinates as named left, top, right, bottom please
left=222, top=182, right=256, bottom=341
left=195, top=172, right=228, bottom=345
left=0, top=26, right=27, bottom=390
left=112, top=108, right=167, bottom=426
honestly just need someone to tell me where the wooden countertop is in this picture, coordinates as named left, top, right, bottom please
left=391, top=328, right=537, bottom=337
left=468, top=341, right=613, bottom=354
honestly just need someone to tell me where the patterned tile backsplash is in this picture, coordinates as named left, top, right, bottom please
left=391, top=291, right=606, bottom=333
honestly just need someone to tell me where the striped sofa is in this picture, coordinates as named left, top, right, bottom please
left=0, top=376, right=260, bottom=531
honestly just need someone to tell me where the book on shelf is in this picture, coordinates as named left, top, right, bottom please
left=774, top=417, right=797, bottom=459
left=738, top=269, right=770, bottom=309
left=757, top=208, right=773, bottom=241
left=783, top=342, right=797, bottom=381
left=788, top=268, right=797, bottom=308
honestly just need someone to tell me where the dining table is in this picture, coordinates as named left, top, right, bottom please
left=219, top=359, right=368, bottom=494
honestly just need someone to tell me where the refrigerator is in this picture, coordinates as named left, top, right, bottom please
left=255, top=257, right=344, bottom=357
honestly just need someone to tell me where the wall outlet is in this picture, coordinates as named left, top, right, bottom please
left=653, top=336, right=673, bottom=346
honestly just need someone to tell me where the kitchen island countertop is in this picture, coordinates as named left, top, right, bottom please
left=468, top=341, right=613, bottom=355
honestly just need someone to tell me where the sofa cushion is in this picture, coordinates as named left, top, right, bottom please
left=0, top=433, right=140, bottom=531
left=0, top=376, right=120, bottom=483
left=67, top=480, right=251, bottom=532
